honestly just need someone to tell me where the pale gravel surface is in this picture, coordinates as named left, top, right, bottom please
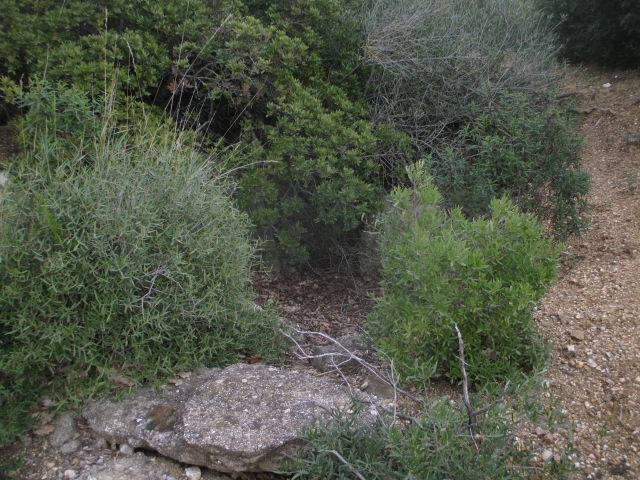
left=532, top=67, right=640, bottom=479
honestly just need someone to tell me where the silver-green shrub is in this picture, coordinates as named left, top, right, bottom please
left=363, top=0, right=561, bottom=150
left=0, top=86, right=283, bottom=442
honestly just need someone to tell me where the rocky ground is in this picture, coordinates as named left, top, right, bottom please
left=530, top=67, right=640, bottom=479
left=1, top=66, right=639, bottom=479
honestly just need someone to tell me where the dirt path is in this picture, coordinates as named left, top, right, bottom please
left=533, top=67, right=640, bottom=479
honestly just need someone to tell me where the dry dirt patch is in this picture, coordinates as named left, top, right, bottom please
left=532, top=67, right=640, bottom=479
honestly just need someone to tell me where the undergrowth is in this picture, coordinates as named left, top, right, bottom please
left=287, top=375, right=574, bottom=479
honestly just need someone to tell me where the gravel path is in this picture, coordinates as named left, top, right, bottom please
left=533, top=67, right=640, bottom=479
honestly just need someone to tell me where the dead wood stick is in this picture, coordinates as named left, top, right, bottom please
left=282, top=329, right=426, bottom=407
left=454, top=324, right=477, bottom=438
left=325, top=450, right=367, bottom=480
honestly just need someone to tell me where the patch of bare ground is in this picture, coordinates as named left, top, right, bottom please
left=532, top=66, right=640, bottom=479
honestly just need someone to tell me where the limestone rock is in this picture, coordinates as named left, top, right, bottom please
left=77, top=451, right=230, bottom=480
left=60, top=439, right=82, bottom=454
left=50, top=412, right=78, bottom=448
left=83, top=363, right=372, bottom=474
left=312, top=334, right=372, bottom=373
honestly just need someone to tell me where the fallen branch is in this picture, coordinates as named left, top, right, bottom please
left=324, top=450, right=367, bottom=480
left=282, top=329, right=426, bottom=407
left=454, top=324, right=476, bottom=438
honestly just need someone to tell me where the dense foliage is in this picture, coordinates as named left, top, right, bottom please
left=361, top=0, right=589, bottom=238
left=0, top=0, right=410, bottom=263
left=0, top=85, right=284, bottom=443
left=428, top=92, right=590, bottom=239
left=368, top=163, right=559, bottom=385
left=538, top=0, right=640, bottom=67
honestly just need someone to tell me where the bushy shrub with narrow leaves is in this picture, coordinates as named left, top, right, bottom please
left=368, top=162, right=559, bottom=385
left=0, top=86, right=284, bottom=443
left=427, top=92, right=590, bottom=239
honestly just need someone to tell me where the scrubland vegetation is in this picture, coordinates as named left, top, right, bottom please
left=0, top=0, right=637, bottom=477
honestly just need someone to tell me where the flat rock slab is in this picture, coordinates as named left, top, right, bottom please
left=77, top=452, right=230, bottom=480
left=83, top=364, right=371, bottom=474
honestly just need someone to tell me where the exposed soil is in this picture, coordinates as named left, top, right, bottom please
left=530, top=67, right=640, bottom=479
left=1, top=66, right=639, bottom=479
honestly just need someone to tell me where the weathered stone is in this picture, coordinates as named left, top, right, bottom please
left=60, top=439, right=82, bottom=454
left=119, top=443, right=134, bottom=456
left=83, top=364, right=373, bottom=474
left=570, top=329, right=585, bottom=342
left=50, top=412, right=78, bottom=448
left=77, top=451, right=230, bottom=480
left=185, top=466, right=202, bottom=480
left=92, top=437, right=108, bottom=451
left=312, top=334, right=373, bottom=373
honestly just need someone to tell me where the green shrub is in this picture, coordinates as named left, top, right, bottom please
left=537, top=0, right=640, bottom=67
left=0, top=0, right=410, bottom=264
left=428, top=92, right=590, bottom=239
left=368, top=162, right=559, bottom=385
left=0, top=0, right=214, bottom=95
left=175, top=6, right=410, bottom=263
left=0, top=88, right=284, bottom=443
left=288, top=378, right=573, bottom=479
left=360, top=0, right=589, bottom=240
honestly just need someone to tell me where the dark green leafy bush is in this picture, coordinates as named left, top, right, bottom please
left=0, top=0, right=410, bottom=264
left=428, top=92, right=590, bottom=239
left=0, top=87, right=284, bottom=443
left=537, top=0, right=640, bottom=67
left=368, top=162, right=559, bottom=385
left=288, top=378, right=573, bottom=479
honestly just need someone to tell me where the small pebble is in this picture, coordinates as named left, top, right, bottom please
left=63, top=470, right=76, bottom=480
left=542, top=450, right=553, bottom=462
left=570, top=329, right=585, bottom=342
left=185, top=466, right=202, bottom=480
left=119, top=443, right=134, bottom=456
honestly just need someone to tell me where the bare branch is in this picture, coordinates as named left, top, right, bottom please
left=454, top=324, right=477, bottom=439
left=323, top=450, right=367, bottom=480
left=282, top=329, right=426, bottom=407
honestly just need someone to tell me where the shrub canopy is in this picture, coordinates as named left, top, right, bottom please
left=368, top=162, right=559, bottom=385
left=0, top=85, right=284, bottom=443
